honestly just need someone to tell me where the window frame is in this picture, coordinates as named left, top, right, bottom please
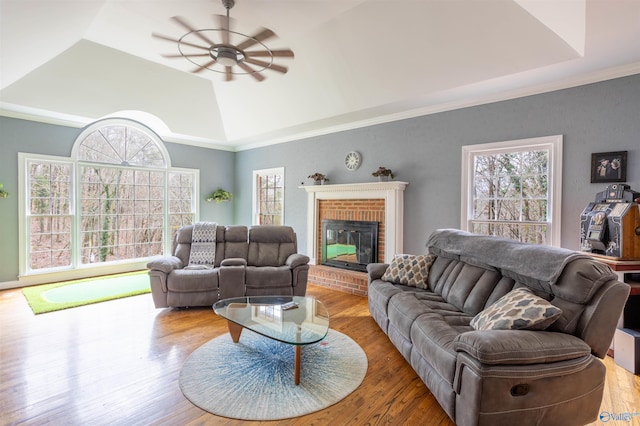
left=18, top=119, right=199, bottom=284
left=71, top=117, right=171, bottom=168
left=167, top=168, right=200, bottom=251
left=18, top=153, right=76, bottom=275
left=252, top=167, right=285, bottom=225
left=460, top=135, right=563, bottom=247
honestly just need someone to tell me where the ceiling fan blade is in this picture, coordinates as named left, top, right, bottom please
left=236, top=28, right=275, bottom=51
left=192, top=59, right=217, bottom=74
left=171, top=16, right=216, bottom=46
left=244, top=58, right=288, bottom=74
left=214, top=14, right=230, bottom=45
left=245, top=49, right=294, bottom=58
left=225, top=66, right=233, bottom=81
left=152, top=33, right=210, bottom=51
left=162, top=53, right=211, bottom=58
left=237, top=62, right=265, bottom=82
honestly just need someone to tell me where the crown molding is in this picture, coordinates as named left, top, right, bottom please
left=3, top=63, right=639, bottom=152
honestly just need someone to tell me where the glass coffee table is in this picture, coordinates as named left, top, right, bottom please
left=213, top=296, right=330, bottom=385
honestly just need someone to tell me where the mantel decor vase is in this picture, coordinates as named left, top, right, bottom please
left=308, top=173, right=329, bottom=186
left=371, top=167, right=395, bottom=182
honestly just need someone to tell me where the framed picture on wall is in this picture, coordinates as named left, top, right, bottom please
left=590, top=151, right=627, bottom=183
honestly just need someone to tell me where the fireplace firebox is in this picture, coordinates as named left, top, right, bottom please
left=321, top=219, right=378, bottom=272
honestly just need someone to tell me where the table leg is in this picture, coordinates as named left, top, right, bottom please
left=294, top=345, right=301, bottom=385
left=227, top=320, right=243, bottom=343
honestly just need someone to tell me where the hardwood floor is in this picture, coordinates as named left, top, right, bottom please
left=1, top=284, right=639, bottom=425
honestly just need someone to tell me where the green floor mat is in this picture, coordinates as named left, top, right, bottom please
left=22, top=271, right=150, bottom=314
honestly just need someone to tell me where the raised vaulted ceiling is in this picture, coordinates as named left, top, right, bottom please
left=1, top=0, right=639, bottom=150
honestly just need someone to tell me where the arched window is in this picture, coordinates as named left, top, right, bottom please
left=74, top=119, right=169, bottom=168
left=19, top=118, right=198, bottom=279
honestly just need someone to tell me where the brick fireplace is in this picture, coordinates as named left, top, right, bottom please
left=300, top=181, right=408, bottom=295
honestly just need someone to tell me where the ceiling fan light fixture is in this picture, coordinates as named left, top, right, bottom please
left=215, top=46, right=239, bottom=66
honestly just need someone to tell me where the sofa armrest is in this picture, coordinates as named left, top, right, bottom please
left=219, top=259, right=246, bottom=300
left=221, top=257, right=247, bottom=267
left=367, top=263, right=389, bottom=281
left=453, top=330, right=592, bottom=365
left=286, top=253, right=310, bottom=269
left=147, top=256, right=183, bottom=274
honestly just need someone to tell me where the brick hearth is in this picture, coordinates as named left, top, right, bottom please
left=308, top=265, right=368, bottom=296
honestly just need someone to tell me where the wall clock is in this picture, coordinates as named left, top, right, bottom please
left=344, top=151, right=361, bottom=171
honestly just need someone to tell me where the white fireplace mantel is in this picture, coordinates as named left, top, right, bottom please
left=299, top=181, right=408, bottom=264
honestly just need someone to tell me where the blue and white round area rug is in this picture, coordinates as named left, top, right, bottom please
left=179, top=329, right=368, bottom=420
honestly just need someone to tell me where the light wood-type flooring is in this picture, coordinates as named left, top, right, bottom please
left=1, top=283, right=639, bottom=425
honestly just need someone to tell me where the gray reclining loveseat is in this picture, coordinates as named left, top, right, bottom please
left=367, top=228, right=630, bottom=426
left=147, top=224, right=310, bottom=308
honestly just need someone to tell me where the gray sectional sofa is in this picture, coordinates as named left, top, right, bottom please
left=367, top=228, right=630, bottom=426
left=147, top=224, right=309, bottom=308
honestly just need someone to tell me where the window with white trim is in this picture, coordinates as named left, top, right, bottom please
left=252, top=167, right=284, bottom=225
left=19, top=119, right=198, bottom=276
left=461, top=135, right=562, bottom=246
left=26, top=158, right=74, bottom=270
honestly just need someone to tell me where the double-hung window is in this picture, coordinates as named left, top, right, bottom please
left=25, top=157, right=74, bottom=270
left=252, top=167, right=284, bottom=225
left=461, top=135, right=563, bottom=246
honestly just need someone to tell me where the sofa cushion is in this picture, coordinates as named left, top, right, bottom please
left=368, top=280, right=406, bottom=313
left=427, top=228, right=591, bottom=285
left=167, top=269, right=218, bottom=292
left=382, top=254, right=435, bottom=289
left=388, top=292, right=436, bottom=341
left=248, top=226, right=297, bottom=267
left=172, top=224, right=243, bottom=267
left=411, top=311, right=473, bottom=385
left=246, top=266, right=292, bottom=288
left=223, top=226, right=249, bottom=261
left=426, top=256, right=516, bottom=317
left=174, top=225, right=194, bottom=266
left=470, top=287, right=562, bottom=331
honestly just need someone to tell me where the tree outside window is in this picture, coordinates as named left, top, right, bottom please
left=20, top=119, right=198, bottom=275
left=253, top=167, right=284, bottom=225
left=462, top=136, right=562, bottom=246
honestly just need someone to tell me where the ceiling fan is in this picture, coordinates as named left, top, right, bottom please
left=152, top=0, right=294, bottom=82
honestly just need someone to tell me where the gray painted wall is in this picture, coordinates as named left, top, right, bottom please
left=0, top=117, right=235, bottom=283
left=235, top=74, right=640, bottom=256
left=1, top=74, right=638, bottom=284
